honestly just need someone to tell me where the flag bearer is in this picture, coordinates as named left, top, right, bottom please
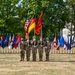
left=38, top=37, right=44, bottom=61
left=32, top=36, right=37, bottom=61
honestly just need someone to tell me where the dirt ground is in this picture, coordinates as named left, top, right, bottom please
left=0, top=53, right=75, bottom=75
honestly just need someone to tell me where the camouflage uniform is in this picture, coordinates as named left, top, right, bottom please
left=20, top=40, right=25, bottom=61
left=26, top=39, right=31, bottom=61
left=32, top=36, right=37, bottom=61
left=45, top=37, right=51, bottom=61
left=38, top=37, right=44, bottom=61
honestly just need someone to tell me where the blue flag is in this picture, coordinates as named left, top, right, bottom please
left=5, top=35, right=9, bottom=43
left=0, top=39, right=2, bottom=46
left=12, top=35, right=17, bottom=49
left=59, top=36, right=65, bottom=47
left=67, top=36, right=72, bottom=50
left=1, top=41, right=6, bottom=48
left=12, top=42, right=14, bottom=49
left=14, top=36, right=17, bottom=43
left=67, top=43, right=71, bottom=50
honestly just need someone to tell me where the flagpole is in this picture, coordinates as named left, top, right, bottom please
left=41, top=25, right=43, bottom=46
left=34, top=25, right=35, bottom=37
left=34, top=24, right=36, bottom=47
left=41, top=25, right=42, bottom=39
left=25, top=19, right=27, bottom=40
left=41, top=12, right=43, bottom=40
left=40, top=11, right=43, bottom=49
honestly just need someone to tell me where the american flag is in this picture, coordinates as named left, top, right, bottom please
left=24, top=19, right=30, bottom=31
left=64, top=42, right=67, bottom=50
left=56, top=39, right=60, bottom=50
left=53, top=36, right=56, bottom=47
left=50, top=42, right=54, bottom=50
left=25, top=33, right=29, bottom=40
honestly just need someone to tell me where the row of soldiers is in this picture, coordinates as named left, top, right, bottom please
left=20, top=36, right=51, bottom=61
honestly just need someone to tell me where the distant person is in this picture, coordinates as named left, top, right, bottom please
left=20, top=38, right=25, bottom=61
left=45, top=37, right=51, bottom=61
left=32, top=36, right=37, bottom=61
left=37, top=37, right=44, bottom=61
left=26, top=38, right=31, bottom=61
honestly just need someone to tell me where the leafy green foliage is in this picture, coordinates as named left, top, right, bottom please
left=0, top=0, right=74, bottom=38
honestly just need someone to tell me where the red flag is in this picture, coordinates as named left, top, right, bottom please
left=35, top=12, right=43, bottom=35
left=64, top=42, right=67, bottom=50
left=50, top=42, right=54, bottom=50
left=25, top=33, right=29, bottom=40
left=0, top=35, right=4, bottom=41
left=53, top=36, right=56, bottom=47
left=16, top=35, right=21, bottom=43
left=24, top=19, right=30, bottom=31
left=56, top=40, right=60, bottom=50
left=14, top=43, right=18, bottom=49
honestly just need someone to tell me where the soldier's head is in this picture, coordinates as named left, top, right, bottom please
left=40, top=36, right=42, bottom=41
left=26, top=37, right=30, bottom=42
left=32, top=36, right=36, bottom=41
left=30, top=40, right=33, bottom=44
left=21, top=38, right=24, bottom=41
left=24, top=41, right=27, bottom=45
left=46, top=37, right=49, bottom=41
left=21, top=38, right=24, bottom=43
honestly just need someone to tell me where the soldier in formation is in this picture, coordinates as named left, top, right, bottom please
left=20, top=38, right=25, bottom=61
left=37, top=37, right=44, bottom=61
left=32, top=36, right=37, bottom=61
left=20, top=37, right=51, bottom=61
left=45, top=37, right=51, bottom=61
left=26, top=38, right=31, bottom=61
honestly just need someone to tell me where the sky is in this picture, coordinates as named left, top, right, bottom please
left=19, top=0, right=66, bottom=4
left=63, top=0, right=66, bottom=2
left=17, top=0, right=66, bottom=6
left=18, top=0, right=23, bottom=5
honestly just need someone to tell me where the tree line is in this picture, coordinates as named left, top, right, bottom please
left=0, top=0, right=75, bottom=39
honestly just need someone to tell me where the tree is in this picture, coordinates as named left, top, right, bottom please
left=21, top=0, right=71, bottom=39
left=67, top=0, right=75, bottom=36
left=0, top=0, right=72, bottom=39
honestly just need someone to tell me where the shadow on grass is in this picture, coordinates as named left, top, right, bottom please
left=49, top=60, right=75, bottom=62
left=21, top=60, right=75, bottom=62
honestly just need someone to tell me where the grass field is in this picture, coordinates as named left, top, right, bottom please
left=0, top=52, right=75, bottom=75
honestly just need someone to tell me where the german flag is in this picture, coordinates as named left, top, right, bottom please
left=28, top=17, right=36, bottom=34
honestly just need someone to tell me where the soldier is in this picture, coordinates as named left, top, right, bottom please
left=32, top=36, right=37, bottom=61
left=26, top=38, right=31, bottom=61
left=38, top=37, right=44, bottom=61
left=20, top=38, right=25, bottom=61
left=45, top=37, right=51, bottom=61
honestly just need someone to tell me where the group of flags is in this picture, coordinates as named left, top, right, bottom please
left=51, top=36, right=74, bottom=50
left=24, top=12, right=74, bottom=51
left=0, top=34, right=74, bottom=51
left=0, top=35, right=21, bottom=49
left=24, top=12, right=43, bottom=39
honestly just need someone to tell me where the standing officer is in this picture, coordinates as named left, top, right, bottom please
left=20, top=38, right=25, bottom=61
left=32, top=36, right=37, bottom=61
left=38, top=37, right=44, bottom=61
left=26, top=38, right=31, bottom=61
left=45, top=37, right=51, bottom=61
